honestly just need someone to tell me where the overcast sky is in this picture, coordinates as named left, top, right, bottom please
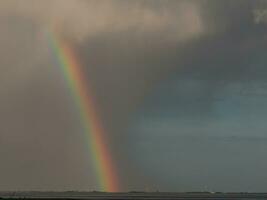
left=0, top=0, right=267, bottom=192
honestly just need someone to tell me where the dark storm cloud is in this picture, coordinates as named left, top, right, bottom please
left=76, top=0, right=267, bottom=144
left=124, top=0, right=267, bottom=192
left=0, top=0, right=266, bottom=192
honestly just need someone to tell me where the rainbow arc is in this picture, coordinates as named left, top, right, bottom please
left=48, top=31, right=119, bottom=192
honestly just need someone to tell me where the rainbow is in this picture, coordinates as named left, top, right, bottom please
left=47, top=31, right=119, bottom=192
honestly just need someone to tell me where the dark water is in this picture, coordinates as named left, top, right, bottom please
left=0, top=192, right=266, bottom=199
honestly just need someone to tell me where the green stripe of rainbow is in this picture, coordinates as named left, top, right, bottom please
left=47, top=31, right=119, bottom=192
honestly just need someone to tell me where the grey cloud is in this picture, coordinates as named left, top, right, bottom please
left=0, top=0, right=204, bottom=42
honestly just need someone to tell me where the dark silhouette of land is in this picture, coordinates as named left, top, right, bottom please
left=0, top=191, right=267, bottom=199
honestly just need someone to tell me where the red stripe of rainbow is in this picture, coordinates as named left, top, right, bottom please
left=48, top=31, right=119, bottom=192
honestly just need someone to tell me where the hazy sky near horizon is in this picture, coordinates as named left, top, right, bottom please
left=1, top=0, right=267, bottom=192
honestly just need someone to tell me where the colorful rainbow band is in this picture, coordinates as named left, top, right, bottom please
left=47, top=31, right=119, bottom=192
